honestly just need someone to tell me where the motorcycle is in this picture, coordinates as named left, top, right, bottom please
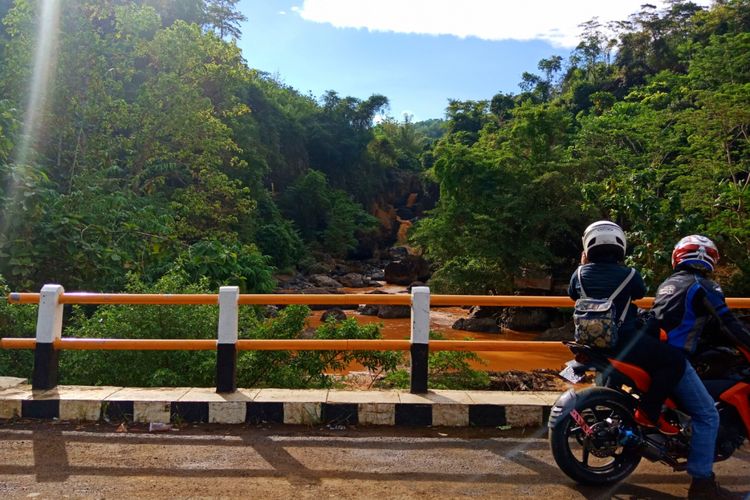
left=548, top=339, right=750, bottom=485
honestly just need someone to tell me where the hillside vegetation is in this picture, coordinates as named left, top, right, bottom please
left=0, top=1, right=748, bottom=385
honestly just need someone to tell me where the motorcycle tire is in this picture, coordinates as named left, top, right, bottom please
left=549, top=387, right=642, bottom=485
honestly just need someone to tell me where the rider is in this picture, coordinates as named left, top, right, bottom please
left=652, top=235, right=750, bottom=499
left=569, top=221, right=685, bottom=434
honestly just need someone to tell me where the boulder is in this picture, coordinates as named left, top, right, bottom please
left=384, top=255, right=430, bottom=285
left=307, top=261, right=334, bottom=275
left=377, top=305, right=411, bottom=319
left=466, top=305, right=502, bottom=318
left=338, top=273, right=368, bottom=288
left=321, top=307, right=347, bottom=322
left=263, top=305, right=279, bottom=318
left=357, top=304, right=380, bottom=316
left=388, top=246, right=409, bottom=260
left=369, top=269, right=385, bottom=281
left=498, top=307, right=564, bottom=332
left=358, top=290, right=387, bottom=316
left=452, top=317, right=500, bottom=333
left=309, top=274, right=342, bottom=288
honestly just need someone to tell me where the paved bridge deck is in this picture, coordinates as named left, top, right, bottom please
left=0, top=377, right=558, bottom=429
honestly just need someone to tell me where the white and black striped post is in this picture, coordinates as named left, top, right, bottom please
left=32, top=284, right=64, bottom=390
left=216, top=286, right=239, bottom=393
left=410, top=286, right=430, bottom=393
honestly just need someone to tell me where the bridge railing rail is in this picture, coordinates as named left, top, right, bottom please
left=5, top=284, right=750, bottom=393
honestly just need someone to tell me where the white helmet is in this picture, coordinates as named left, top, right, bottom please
left=582, top=220, right=627, bottom=257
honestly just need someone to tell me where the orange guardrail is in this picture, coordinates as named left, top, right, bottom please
left=9, top=292, right=750, bottom=308
left=6, top=287, right=748, bottom=392
left=0, top=338, right=406, bottom=350
left=7, top=292, right=412, bottom=306
left=0, top=337, right=567, bottom=352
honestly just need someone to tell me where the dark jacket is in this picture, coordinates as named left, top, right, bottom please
left=652, top=269, right=750, bottom=353
left=568, top=262, right=647, bottom=340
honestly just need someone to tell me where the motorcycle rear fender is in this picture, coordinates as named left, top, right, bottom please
left=547, top=388, right=578, bottom=429
left=548, top=387, right=636, bottom=430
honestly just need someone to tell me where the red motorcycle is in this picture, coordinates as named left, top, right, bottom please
left=548, top=340, right=750, bottom=485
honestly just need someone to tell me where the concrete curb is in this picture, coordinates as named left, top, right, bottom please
left=0, top=379, right=559, bottom=428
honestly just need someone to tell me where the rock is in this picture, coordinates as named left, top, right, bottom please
left=334, top=260, right=365, bottom=275
left=384, top=255, right=430, bottom=285
left=388, top=247, right=409, bottom=260
left=299, top=327, right=316, bottom=339
left=309, top=274, right=342, bottom=288
left=369, top=269, right=385, bottom=281
left=274, top=273, right=313, bottom=290
left=357, top=304, right=380, bottom=316
left=307, top=261, right=334, bottom=275
left=466, top=305, right=502, bottom=318
left=338, top=273, right=368, bottom=288
left=377, top=305, right=411, bottom=319
left=406, top=281, right=426, bottom=291
left=452, top=317, right=500, bottom=333
left=321, top=307, right=347, bottom=322
left=263, top=305, right=279, bottom=318
left=498, top=307, right=563, bottom=332
left=358, top=290, right=387, bottom=316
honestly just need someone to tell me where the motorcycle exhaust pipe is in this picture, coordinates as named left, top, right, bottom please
left=619, top=429, right=667, bottom=462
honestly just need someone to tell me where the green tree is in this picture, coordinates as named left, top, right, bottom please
left=203, top=0, right=246, bottom=40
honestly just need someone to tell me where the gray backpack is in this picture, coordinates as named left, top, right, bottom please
left=573, top=267, right=635, bottom=349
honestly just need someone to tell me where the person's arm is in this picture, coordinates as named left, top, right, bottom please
left=700, top=280, right=750, bottom=351
left=568, top=270, right=580, bottom=300
left=630, top=269, right=647, bottom=300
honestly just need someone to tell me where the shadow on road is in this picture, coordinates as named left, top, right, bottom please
left=0, top=422, right=746, bottom=499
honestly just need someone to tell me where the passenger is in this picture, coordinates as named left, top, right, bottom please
left=569, top=221, right=685, bottom=434
left=652, top=235, right=750, bottom=499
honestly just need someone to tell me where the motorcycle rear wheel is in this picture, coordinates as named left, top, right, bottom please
left=549, top=387, right=642, bottom=485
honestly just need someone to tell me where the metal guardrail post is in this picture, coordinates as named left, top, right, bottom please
left=32, top=284, right=64, bottom=390
left=410, top=286, right=430, bottom=394
left=216, top=286, right=239, bottom=393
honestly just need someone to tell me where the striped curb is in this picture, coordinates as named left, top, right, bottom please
left=0, top=381, right=559, bottom=429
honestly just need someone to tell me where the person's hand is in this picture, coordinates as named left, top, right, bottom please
left=580, top=251, right=589, bottom=264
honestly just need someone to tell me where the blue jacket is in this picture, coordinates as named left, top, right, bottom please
left=652, top=269, right=750, bottom=353
left=568, top=262, right=647, bottom=340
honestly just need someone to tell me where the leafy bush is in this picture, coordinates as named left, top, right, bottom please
left=176, top=239, right=276, bottom=293
left=25, top=270, right=398, bottom=388
left=60, top=270, right=226, bottom=386
left=237, top=308, right=401, bottom=388
left=0, top=274, right=37, bottom=379
left=379, top=332, right=489, bottom=390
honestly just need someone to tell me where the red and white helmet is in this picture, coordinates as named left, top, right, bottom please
left=671, top=235, right=720, bottom=272
left=582, top=220, right=627, bottom=258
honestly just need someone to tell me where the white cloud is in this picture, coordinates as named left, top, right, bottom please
left=292, top=0, right=712, bottom=48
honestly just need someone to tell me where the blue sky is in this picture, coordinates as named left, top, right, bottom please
left=236, top=1, right=711, bottom=122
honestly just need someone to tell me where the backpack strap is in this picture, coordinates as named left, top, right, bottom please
left=577, top=266, right=636, bottom=323
left=609, top=268, right=636, bottom=322
left=576, top=266, right=587, bottom=298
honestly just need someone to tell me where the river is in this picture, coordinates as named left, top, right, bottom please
left=306, top=284, right=572, bottom=372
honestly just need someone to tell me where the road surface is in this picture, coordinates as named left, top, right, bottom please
left=0, top=422, right=748, bottom=498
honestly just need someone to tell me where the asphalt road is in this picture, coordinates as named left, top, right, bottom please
left=0, top=422, right=748, bottom=499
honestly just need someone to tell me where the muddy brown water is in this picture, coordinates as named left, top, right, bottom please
left=307, top=285, right=571, bottom=372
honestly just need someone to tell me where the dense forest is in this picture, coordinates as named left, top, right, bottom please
left=0, top=0, right=748, bottom=385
